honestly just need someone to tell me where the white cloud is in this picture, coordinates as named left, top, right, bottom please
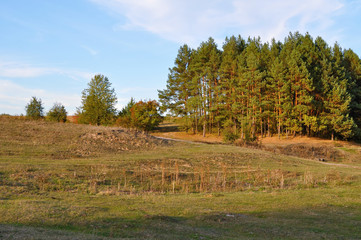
left=0, top=61, right=54, bottom=78
left=0, top=58, right=96, bottom=115
left=0, top=60, right=93, bottom=81
left=90, top=0, right=344, bottom=46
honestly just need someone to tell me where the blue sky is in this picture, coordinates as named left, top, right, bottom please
left=1, top=0, right=361, bottom=115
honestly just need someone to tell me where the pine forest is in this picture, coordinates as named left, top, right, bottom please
left=158, top=32, right=361, bottom=141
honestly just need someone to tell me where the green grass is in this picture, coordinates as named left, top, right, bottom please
left=1, top=116, right=361, bottom=239
left=338, top=146, right=358, bottom=154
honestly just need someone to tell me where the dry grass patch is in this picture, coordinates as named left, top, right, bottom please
left=1, top=116, right=361, bottom=239
left=0, top=115, right=170, bottom=159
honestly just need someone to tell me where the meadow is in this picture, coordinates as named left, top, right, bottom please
left=0, top=116, right=361, bottom=239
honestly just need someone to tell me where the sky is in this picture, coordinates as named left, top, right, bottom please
left=1, top=0, right=361, bottom=115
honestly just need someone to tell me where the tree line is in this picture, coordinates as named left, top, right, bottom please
left=25, top=97, right=67, bottom=122
left=24, top=74, right=162, bottom=131
left=158, top=32, right=361, bottom=141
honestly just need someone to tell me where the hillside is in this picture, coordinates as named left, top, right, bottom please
left=0, top=115, right=169, bottom=159
left=1, top=116, right=361, bottom=239
left=153, top=121, right=361, bottom=166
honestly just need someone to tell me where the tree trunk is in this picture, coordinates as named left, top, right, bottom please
left=195, top=115, right=198, bottom=134
left=203, top=122, right=206, bottom=137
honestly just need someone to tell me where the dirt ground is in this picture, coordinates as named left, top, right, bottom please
left=152, top=122, right=361, bottom=164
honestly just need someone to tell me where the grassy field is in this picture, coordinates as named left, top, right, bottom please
left=1, top=116, right=361, bottom=239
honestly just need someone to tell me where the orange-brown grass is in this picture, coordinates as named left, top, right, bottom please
left=153, top=121, right=361, bottom=165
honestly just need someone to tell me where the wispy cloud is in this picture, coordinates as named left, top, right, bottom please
left=80, top=45, right=99, bottom=56
left=0, top=58, right=94, bottom=115
left=0, top=60, right=93, bottom=81
left=0, top=61, right=54, bottom=78
left=90, top=0, right=344, bottom=45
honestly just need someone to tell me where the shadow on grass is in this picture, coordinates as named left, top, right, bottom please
left=3, top=205, right=360, bottom=240
left=153, top=122, right=180, bottom=133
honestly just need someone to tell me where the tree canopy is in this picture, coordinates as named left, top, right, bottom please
left=116, top=99, right=163, bottom=131
left=130, top=100, right=163, bottom=131
left=47, top=102, right=67, bottom=122
left=78, top=74, right=117, bottom=125
left=25, top=97, right=44, bottom=120
left=159, top=32, right=361, bottom=141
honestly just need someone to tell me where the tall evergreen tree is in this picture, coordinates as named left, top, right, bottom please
left=25, top=97, right=44, bottom=120
left=241, top=37, right=265, bottom=139
left=218, top=35, right=245, bottom=136
left=158, top=32, right=361, bottom=141
left=189, top=37, right=220, bottom=137
left=344, top=49, right=361, bottom=138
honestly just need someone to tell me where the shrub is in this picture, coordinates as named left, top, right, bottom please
left=47, top=103, right=67, bottom=122
left=223, top=129, right=239, bottom=143
left=222, top=119, right=239, bottom=143
left=130, top=100, right=163, bottom=131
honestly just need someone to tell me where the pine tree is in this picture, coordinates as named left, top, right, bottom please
left=158, top=44, right=194, bottom=131
left=241, top=37, right=265, bottom=139
left=25, top=97, right=44, bottom=120
left=158, top=32, right=361, bottom=141
left=218, top=35, right=245, bottom=136
left=282, top=34, right=313, bottom=136
left=266, top=39, right=283, bottom=138
left=269, top=56, right=287, bottom=138
left=344, top=49, right=361, bottom=138
left=189, top=37, right=220, bottom=137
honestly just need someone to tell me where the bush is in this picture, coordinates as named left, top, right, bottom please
left=222, top=119, right=239, bottom=143
left=115, top=99, right=163, bottom=131
left=115, top=116, right=132, bottom=128
left=47, top=103, right=67, bottom=122
left=222, top=129, right=239, bottom=143
left=25, top=97, right=44, bottom=120
left=115, top=98, right=135, bottom=128
left=130, top=100, right=163, bottom=131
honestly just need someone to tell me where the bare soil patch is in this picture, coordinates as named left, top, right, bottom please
left=72, top=128, right=170, bottom=157
left=153, top=122, right=361, bottom=164
left=259, top=136, right=361, bottom=163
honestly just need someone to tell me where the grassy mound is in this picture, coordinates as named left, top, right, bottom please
left=0, top=115, right=169, bottom=159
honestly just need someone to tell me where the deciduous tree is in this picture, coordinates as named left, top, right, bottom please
left=130, top=100, right=163, bottom=131
left=47, top=103, right=67, bottom=122
left=78, top=74, right=117, bottom=125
